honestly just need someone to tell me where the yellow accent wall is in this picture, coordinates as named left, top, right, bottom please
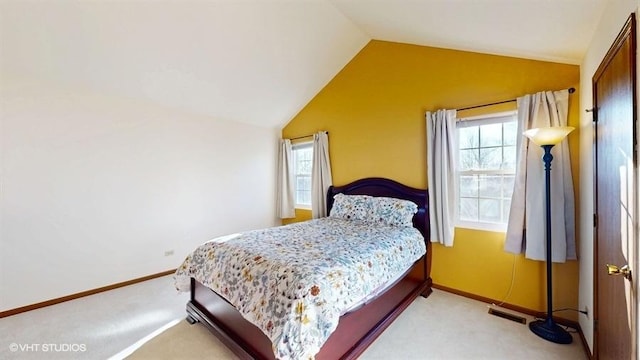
left=282, top=40, right=580, bottom=320
left=282, top=208, right=312, bottom=225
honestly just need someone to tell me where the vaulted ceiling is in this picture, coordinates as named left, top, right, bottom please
left=330, top=0, right=609, bottom=65
left=0, top=0, right=608, bottom=129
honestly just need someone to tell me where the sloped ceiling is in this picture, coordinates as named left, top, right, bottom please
left=0, top=1, right=369, bottom=128
left=0, top=0, right=607, bottom=129
left=330, top=0, right=609, bottom=65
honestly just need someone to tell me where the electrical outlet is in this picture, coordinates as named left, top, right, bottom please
left=164, top=250, right=174, bottom=257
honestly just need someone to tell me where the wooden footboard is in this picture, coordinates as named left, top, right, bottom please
left=186, top=253, right=431, bottom=360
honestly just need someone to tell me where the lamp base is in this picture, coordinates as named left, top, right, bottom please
left=529, top=318, right=573, bottom=344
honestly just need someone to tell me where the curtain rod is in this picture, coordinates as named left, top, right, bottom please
left=456, top=87, right=575, bottom=112
left=290, top=131, right=328, bottom=141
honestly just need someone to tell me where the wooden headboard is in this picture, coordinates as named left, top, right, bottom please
left=326, top=177, right=430, bottom=240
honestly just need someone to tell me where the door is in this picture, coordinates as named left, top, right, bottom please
left=593, top=13, right=636, bottom=360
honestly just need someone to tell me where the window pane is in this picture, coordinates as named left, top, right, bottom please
left=503, top=122, right=517, bottom=146
left=299, top=160, right=311, bottom=175
left=455, top=112, right=517, bottom=228
left=479, top=147, right=501, bottom=169
left=503, top=145, right=516, bottom=169
left=479, top=199, right=501, bottom=223
left=480, top=123, right=503, bottom=147
left=296, top=176, right=311, bottom=205
left=297, top=147, right=312, bottom=175
left=459, top=197, right=478, bottom=221
left=459, top=127, right=479, bottom=149
left=296, top=176, right=310, bottom=191
left=297, top=191, right=310, bottom=206
left=460, top=175, right=478, bottom=197
left=293, top=145, right=313, bottom=206
left=503, top=175, right=515, bottom=196
left=479, top=175, right=501, bottom=198
left=459, top=149, right=479, bottom=170
left=502, top=199, right=512, bottom=223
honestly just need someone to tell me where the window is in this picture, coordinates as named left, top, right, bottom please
left=292, top=142, right=313, bottom=208
left=457, top=111, right=517, bottom=231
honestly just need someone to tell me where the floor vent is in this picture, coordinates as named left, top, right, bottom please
left=488, top=308, right=527, bottom=324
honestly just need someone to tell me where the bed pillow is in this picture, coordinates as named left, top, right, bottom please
left=329, top=193, right=373, bottom=221
left=369, top=196, right=418, bottom=227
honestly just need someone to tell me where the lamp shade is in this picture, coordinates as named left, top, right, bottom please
left=523, top=126, right=574, bottom=146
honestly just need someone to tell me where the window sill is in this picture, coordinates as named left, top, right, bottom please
left=455, top=221, right=507, bottom=233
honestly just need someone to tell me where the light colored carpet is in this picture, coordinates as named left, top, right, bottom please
left=123, top=320, right=239, bottom=360
left=120, top=290, right=587, bottom=360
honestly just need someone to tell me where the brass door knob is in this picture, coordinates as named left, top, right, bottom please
left=606, top=264, right=632, bottom=280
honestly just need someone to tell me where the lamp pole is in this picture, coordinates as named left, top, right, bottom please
left=523, top=126, right=574, bottom=344
left=527, top=145, right=572, bottom=344
left=543, top=144, right=554, bottom=323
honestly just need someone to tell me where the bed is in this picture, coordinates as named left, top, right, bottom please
left=174, top=177, right=432, bottom=359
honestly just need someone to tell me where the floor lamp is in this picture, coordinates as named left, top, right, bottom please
left=523, top=126, right=574, bottom=345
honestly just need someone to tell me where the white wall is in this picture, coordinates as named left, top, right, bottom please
left=0, top=76, right=279, bottom=311
left=0, top=0, right=363, bottom=313
left=578, top=0, right=640, bottom=353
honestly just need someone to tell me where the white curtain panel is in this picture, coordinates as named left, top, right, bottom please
left=504, top=89, right=576, bottom=262
left=276, top=139, right=295, bottom=219
left=311, top=131, right=333, bottom=218
left=426, top=109, right=457, bottom=247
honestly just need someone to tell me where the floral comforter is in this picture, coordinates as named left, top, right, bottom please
left=174, top=217, right=426, bottom=360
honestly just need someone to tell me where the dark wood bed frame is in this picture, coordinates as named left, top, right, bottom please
left=185, top=177, right=433, bottom=359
